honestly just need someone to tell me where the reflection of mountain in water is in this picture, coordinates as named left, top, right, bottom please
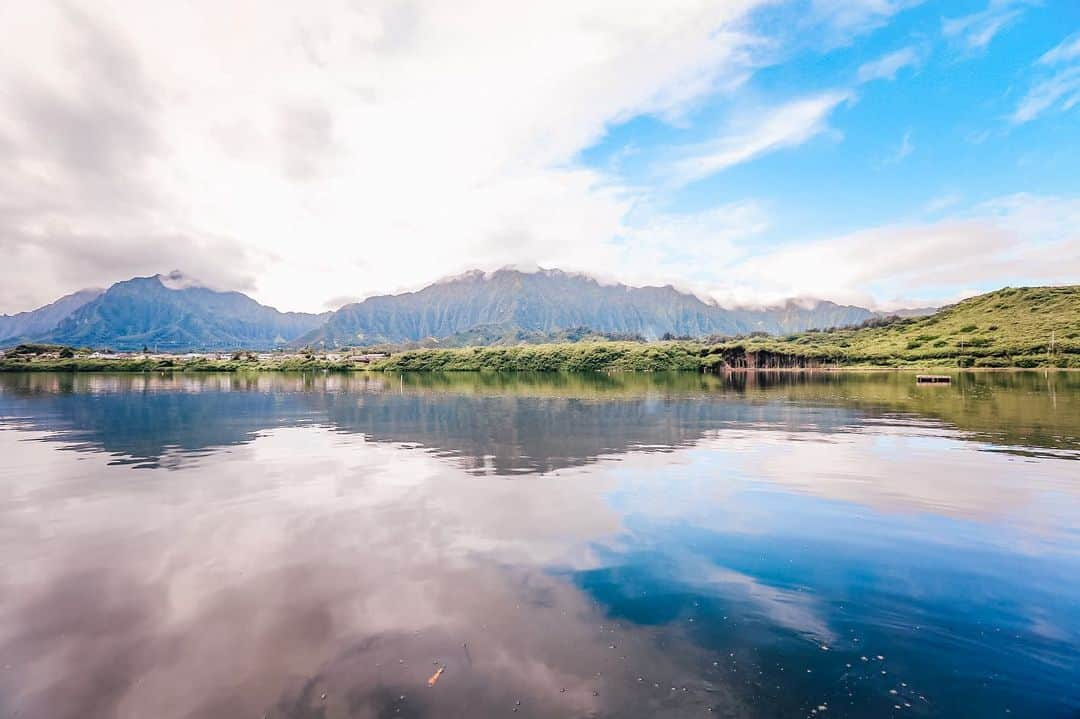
left=0, top=370, right=1076, bottom=471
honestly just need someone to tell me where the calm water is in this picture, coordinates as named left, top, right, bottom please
left=0, top=371, right=1077, bottom=719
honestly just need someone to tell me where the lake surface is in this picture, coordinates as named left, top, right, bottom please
left=1, top=371, right=1077, bottom=719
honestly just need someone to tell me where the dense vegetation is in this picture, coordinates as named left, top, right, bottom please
left=372, top=341, right=704, bottom=372
left=0, top=351, right=356, bottom=374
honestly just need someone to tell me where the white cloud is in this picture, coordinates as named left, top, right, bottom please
left=1012, top=34, right=1080, bottom=125
left=512, top=192, right=1080, bottom=311
left=1038, top=32, right=1080, bottom=66
left=668, top=91, right=851, bottom=185
left=1011, top=66, right=1080, bottom=123
left=1010, top=30, right=1080, bottom=124
left=942, top=0, right=1029, bottom=51
left=808, top=0, right=925, bottom=38
left=0, top=0, right=775, bottom=313
left=716, top=194, right=1080, bottom=308
left=856, top=46, right=920, bottom=82
left=1010, top=29, right=1080, bottom=124
left=923, top=193, right=962, bottom=214
left=885, top=128, right=915, bottom=163
left=613, top=201, right=771, bottom=291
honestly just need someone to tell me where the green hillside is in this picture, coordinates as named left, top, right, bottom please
left=702, top=285, right=1080, bottom=369
left=375, top=286, right=1079, bottom=371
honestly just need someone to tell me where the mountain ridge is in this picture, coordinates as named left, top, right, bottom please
left=296, top=267, right=886, bottom=347
left=3, top=268, right=935, bottom=351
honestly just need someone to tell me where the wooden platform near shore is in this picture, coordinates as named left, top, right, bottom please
left=916, top=374, right=952, bottom=384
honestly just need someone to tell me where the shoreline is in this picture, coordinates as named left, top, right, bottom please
left=1, top=361, right=1073, bottom=374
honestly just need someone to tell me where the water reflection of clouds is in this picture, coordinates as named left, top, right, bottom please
left=1, top=427, right=753, bottom=718
left=680, top=560, right=835, bottom=644
left=3, top=373, right=1079, bottom=717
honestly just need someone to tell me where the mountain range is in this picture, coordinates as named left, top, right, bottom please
left=1, top=268, right=928, bottom=351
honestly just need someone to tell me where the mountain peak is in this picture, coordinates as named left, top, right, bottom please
left=40, top=274, right=325, bottom=350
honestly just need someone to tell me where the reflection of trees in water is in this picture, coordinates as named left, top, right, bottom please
left=0, top=370, right=1076, bottom=470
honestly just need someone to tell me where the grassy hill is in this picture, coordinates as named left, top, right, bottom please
left=701, top=285, right=1079, bottom=369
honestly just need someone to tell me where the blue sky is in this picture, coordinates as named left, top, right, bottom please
left=1, top=0, right=1078, bottom=312
left=581, top=0, right=1080, bottom=306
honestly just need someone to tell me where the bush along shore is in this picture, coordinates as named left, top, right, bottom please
left=2, top=286, right=1077, bottom=372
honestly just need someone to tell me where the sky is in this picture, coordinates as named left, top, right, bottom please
left=1, top=0, right=1078, bottom=314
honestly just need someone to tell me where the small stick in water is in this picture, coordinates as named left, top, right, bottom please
left=427, top=665, right=445, bottom=687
